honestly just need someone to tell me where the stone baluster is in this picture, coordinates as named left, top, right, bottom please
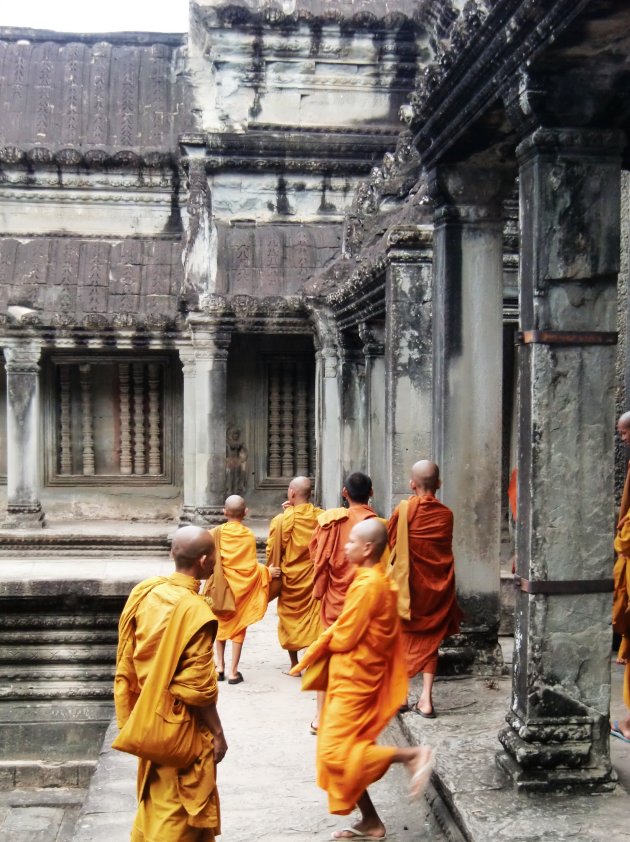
left=281, top=362, right=294, bottom=477
left=147, top=362, right=161, bottom=476
left=268, top=361, right=282, bottom=478
left=3, top=339, right=45, bottom=527
left=58, top=364, right=72, bottom=475
left=430, top=167, right=513, bottom=675
left=496, top=126, right=624, bottom=793
left=295, top=367, right=309, bottom=476
left=133, top=362, right=146, bottom=475
left=118, top=363, right=132, bottom=475
left=79, top=363, right=95, bottom=476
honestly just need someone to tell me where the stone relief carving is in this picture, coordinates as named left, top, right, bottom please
left=226, top=425, right=248, bottom=495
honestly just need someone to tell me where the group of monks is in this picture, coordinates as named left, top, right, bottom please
left=113, top=460, right=462, bottom=841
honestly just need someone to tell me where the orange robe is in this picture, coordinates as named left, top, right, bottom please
left=614, top=507, right=630, bottom=708
left=310, top=504, right=379, bottom=628
left=114, top=572, right=220, bottom=842
left=388, top=494, right=462, bottom=677
left=208, top=521, right=271, bottom=644
left=266, top=502, right=323, bottom=650
left=294, top=566, right=407, bottom=814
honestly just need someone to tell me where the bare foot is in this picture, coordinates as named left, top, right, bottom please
left=613, top=717, right=630, bottom=739
left=407, top=745, right=435, bottom=798
left=331, top=822, right=386, bottom=839
left=282, top=668, right=301, bottom=677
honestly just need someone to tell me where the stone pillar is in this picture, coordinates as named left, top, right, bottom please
left=339, top=331, right=366, bottom=487
left=3, top=338, right=45, bottom=528
left=177, top=317, right=231, bottom=524
left=312, top=310, right=342, bottom=509
left=181, top=146, right=217, bottom=302
left=497, top=127, right=624, bottom=792
left=431, top=166, right=511, bottom=673
left=359, top=321, right=386, bottom=515
left=384, top=226, right=434, bottom=513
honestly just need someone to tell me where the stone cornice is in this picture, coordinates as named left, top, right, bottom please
left=515, top=127, right=627, bottom=164
left=402, top=0, right=592, bottom=169
left=0, top=145, right=177, bottom=172
left=195, top=293, right=312, bottom=334
left=180, top=127, right=400, bottom=175
left=0, top=27, right=186, bottom=46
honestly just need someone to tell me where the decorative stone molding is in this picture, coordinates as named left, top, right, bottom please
left=515, top=127, right=627, bottom=164
left=0, top=145, right=176, bottom=172
left=429, top=165, right=516, bottom=225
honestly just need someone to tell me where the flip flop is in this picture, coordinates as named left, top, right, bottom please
left=228, top=672, right=244, bottom=685
left=398, top=704, right=410, bottom=714
left=412, top=705, right=436, bottom=719
left=217, top=671, right=225, bottom=682
left=611, top=721, right=630, bottom=743
left=310, top=721, right=318, bottom=735
left=330, top=829, right=387, bottom=840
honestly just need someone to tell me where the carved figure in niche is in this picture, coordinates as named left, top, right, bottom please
left=226, top=425, right=248, bottom=495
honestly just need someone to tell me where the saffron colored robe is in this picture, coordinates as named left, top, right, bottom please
left=114, top=572, right=220, bottom=842
left=208, top=521, right=271, bottom=644
left=310, top=504, right=379, bottom=628
left=388, top=494, right=462, bottom=677
left=266, top=502, right=323, bottom=650
left=293, top=566, right=407, bottom=814
left=614, top=507, right=630, bottom=708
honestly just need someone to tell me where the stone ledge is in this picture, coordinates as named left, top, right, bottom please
left=400, top=670, right=630, bottom=842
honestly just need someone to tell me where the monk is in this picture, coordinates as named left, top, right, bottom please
left=612, top=413, right=630, bottom=741
left=113, top=525, right=226, bottom=842
left=291, top=519, right=434, bottom=840
left=388, top=460, right=462, bottom=718
left=205, top=495, right=281, bottom=685
left=266, top=476, right=323, bottom=672
left=309, top=471, right=380, bottom=730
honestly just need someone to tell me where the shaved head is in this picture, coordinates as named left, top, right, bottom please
left=411, top=460, right=440, bottom=494
left=618, top=413, right=630, bottom=445
left=171, top=525, right=214, bottom=567
left=224, top=495, right=246, bottom=518
left=289, top=476, right=312, bottom=501
left=351, top=518, right=388, bottom=559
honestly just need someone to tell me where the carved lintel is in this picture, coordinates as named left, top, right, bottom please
left=516, top=127, right=626, bottom=164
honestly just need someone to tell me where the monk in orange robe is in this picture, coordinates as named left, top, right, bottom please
left=292, top=519, right=434, bottom=840
left=205, top=495, right=280, bottom=685
left=388, top=460, right=462, bottom=718
left=612, top=413, right=630, bottom=740
left=113, top=525, right=227, bottom=842
left=266, top=476, right=323, bottom=672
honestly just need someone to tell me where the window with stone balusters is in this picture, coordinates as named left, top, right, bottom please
left=45, top=356, right=174, bottom=484
left=264, top=355, right=316, bottom=483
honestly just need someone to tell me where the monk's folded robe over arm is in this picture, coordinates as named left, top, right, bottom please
left=388, top=494, right=462, bottom=677
left=614, top=510, right=630, bottom=708
left=207, top=521, right=271, bottom=644
left=115, top=573, right=221, bottom=841
left=266, top=503, right=322, bottom=650
left=293, top=566, right=407, bottom=815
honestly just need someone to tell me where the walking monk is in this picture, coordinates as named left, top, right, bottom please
left=388, top=460, right=462, bottom=718
left=113, top=525, right=227, bottom=842
left=266, top=476, right=323, bottom=672
left=612, top=413, right=630, bottom=741
left=291, top=519, right=434, bottom=840
left=205, top=495, right=280, bottom=685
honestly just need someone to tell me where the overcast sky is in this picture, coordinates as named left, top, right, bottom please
left=0, top=1, right=189, bottom=34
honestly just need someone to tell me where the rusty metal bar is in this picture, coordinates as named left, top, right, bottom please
left=516, top=330, right=618, bottom=346
left=514, top=575, right=614, bottom=595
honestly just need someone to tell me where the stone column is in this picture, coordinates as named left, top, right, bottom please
left=181, top=146, right=217, bottom=302
left=3, top=338, right=45, bottom=528
left=359, top=321, right=386, bottom=515
left=497, top=127, right=624, bottom=792
left=430, top=166, right=511, bottom=673
left=384, top=225, right=434, bottom=512
left=177, top=316, right=231, bottom=524
left=339, top=331, right=366, bottom=487
left=312, top=310, right=342, bottom=509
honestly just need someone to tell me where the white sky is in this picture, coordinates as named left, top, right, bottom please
left=0, top=1, right=189, bottom=34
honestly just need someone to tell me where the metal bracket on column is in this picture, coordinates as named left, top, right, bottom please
left=516, top=330, right=618, bottom=346
left=514, top=575, right=614, bottom=595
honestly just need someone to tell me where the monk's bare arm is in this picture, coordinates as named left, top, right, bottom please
left=198, top=703, right=228, bottom=763
left=616, top=516, right=630, bottom=556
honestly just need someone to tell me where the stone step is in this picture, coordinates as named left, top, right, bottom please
left=0, top=529, right=170, bottom=558
left=0, top=644, right=115, bottom=664
left=0, top=681, right=114, bottom=701
left=0, top=613, right=121, bottom=630
left=0, top=663, right=114, bottom=682
left=0, top=629, right=118, bottom=645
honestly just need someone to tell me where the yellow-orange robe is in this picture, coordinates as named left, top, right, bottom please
left=293, top=566, right=407, bottom=814
left=266, top=502, right=323, bottom=650
left=114, top=572, right=220, bottom=842
left=388, top=494, right=462, bottom=677
left=614, top=507, right=630, bottom=708
left=208, top=521, right=271, bottom=644
left=310, top=504, right=379, bottom=628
